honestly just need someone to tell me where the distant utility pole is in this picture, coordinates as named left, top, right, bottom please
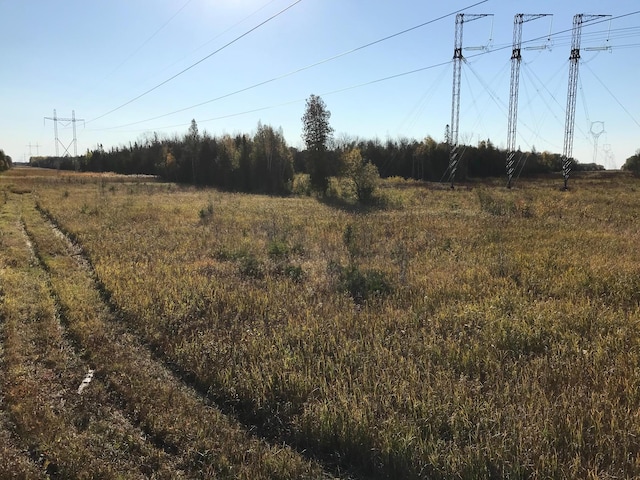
left=43, top=109, right=85, bottom=157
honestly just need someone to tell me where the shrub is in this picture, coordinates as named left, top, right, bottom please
left=337, top=264, right=392, bottom=303
left=199, top=200, right=214, bottom=222
left=267, top=239, right=289, bottom=259
left=238, top=254, right=264, bottom=279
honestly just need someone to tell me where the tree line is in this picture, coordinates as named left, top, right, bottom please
left=0, top=150, right=12, bottom=172
left=27, top=95, right=603, bottom=195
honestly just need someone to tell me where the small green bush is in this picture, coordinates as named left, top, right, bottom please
left=267, top=240, right=289, bottom=258
left=238, top=254, right=264, bottom=279
left=337, top=264, right=392, bottom=303
left=199, top=200, right=214, bottom=222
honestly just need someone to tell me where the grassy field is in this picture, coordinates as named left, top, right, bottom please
left=1, top=167, right=639, bottom=478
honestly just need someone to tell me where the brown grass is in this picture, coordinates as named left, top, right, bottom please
left=2, top=167, right=640, bottom=478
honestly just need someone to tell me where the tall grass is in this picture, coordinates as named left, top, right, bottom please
left=5, top=168, right=640, bottom=478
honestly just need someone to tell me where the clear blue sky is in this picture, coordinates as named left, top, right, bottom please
left=2, top=0, right=639, bottom=169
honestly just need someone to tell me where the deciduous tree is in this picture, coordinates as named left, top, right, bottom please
left=0, top=149, right=12, bottom=171
left=622, top=149, right=640, bottom=175
left=342, top=148, right=380, bottom=203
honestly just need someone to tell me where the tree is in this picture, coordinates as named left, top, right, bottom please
left=186, top=119, right=200, bottom=183
left=622, top=149, right=640, bottom=176
left=342, top=148, right=380, bottom=203
left=252, top=123, right=293, bottom=194
left=0, top=149, right=12, bottom=171
left=301, top=94, right=334, bottom=193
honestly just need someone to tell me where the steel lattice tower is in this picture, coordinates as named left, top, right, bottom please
left=448, top=13, right=491, bottom=188
left=562, top=14, right=608, bottom=189
left=44, top=109, right=85, bottom=157
left=506, top=14, right=550, bottom=188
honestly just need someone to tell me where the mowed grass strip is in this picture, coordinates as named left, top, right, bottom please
left=19, top=170, right=640, bottom=478
left=0, top=196, right=182, bottom=478
left=19, top=196, right=329, bottom=479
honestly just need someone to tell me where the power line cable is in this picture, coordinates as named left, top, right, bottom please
left=77, top=0, right=196, bottom=105
left=104, top=60, right=456, bottom=135
left=92, top=0, right=489, bottom=130
left=97, top=7, right=638, bottom=134
left=140, top=0, right=281, bottom=88
left=87, top=0, right=304, bottom=124
left=106, top=0, right=195, bottom=79
left=466, top=10, right=640, bottom=61
left=97, top=9, right=640, bottom=150
left=583, top=62, right=640, bottom=129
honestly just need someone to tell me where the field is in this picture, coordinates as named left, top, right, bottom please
left=1, top=167, right=639, bottom=479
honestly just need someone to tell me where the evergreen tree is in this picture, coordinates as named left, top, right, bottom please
left=301, top=94, right=333, bottom=193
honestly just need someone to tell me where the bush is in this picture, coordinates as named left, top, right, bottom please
left=199, top=200, right=214, bottom=222
left=292, top=174, right=312, bottom=196
left=267, top=240, right=289, bottom=258
left=622, top=150, right=640, bottom=176
left=238, top=254, right=264, bottom=279
left=337, top=264, right=392, bottom=303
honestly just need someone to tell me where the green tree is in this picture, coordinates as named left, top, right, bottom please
left=301, top=94, right=334, bottom=193
left=0, top=149, right=12, bottom=171
left=186, top=119, right=200, bottom=183
left=252, top=123, right=293, bottom=194
left=622, top=149, right=640, bottom=175
left=342, top=148, right=380, bottom=203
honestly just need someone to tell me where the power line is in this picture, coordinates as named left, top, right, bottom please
left=95, top=6, right=638, bottom=137
left=92, top=0, right=489, bottom=131
left=103, top=60, right=456, bottom=136
left=142, top=0, right=288, bottom=84
left=91, top=7, right=640, bottom=160
left=465, top=10, right=640, bottom=61
left=87, top=0, right=304, bottom=124
left=104, top=0, right=195, bottom=81
left=79, top=0, right=196, bottom=106
left=102, top=8, right=639, bottom=138
left=583, top=62, right=640, bottom=130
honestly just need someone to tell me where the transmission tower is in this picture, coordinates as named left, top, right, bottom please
left=25, top=142, right=42, bottom=157
left=561, top=14, right=609, bottom=189
left=44, top=109, right=85, bottom=157
left=590, top=121, right=605, bottom=165
left=506, top=14, right=551, bottom=188
left=448, top=13, right=492, bottom=188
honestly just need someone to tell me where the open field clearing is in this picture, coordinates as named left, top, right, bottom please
left=2, top=167, right=640, bottom=478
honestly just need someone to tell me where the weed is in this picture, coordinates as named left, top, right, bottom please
left=267, top=239, right=289, bottom=258
left=238, top=254, right=264, bottom=279
left=337, top=264, right=392, bottom=303
left=198, top=199, right=214, bottom=223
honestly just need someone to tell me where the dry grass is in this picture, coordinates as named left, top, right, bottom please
left=2, top=167, right=640, bottom=478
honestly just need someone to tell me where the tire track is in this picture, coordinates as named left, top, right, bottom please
left=1, top=198, right=182, bottom=478
left=25, top=199, right=331, bottom=478
left=35, top=201, right=359, bottom=480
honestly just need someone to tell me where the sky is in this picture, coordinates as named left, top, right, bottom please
left=2, top=0, right=639, bottom=169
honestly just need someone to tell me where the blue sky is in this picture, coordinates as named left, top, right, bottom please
left=2, top=0, right=639, bottom=169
